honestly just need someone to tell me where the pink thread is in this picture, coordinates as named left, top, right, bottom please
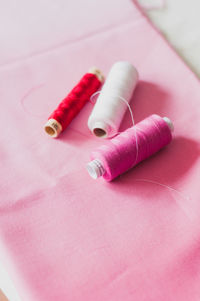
left=90, top=114, right=172, bottom=181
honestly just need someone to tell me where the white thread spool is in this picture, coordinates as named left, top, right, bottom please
left=88, top=61, right=139, bottom=138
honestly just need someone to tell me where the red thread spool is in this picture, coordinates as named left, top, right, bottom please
left=44, top=68, right=104, bottom=137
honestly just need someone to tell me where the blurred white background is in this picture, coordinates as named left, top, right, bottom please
left=140, top=0, right=200, bottom=77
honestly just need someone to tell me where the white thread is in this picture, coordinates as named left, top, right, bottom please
left=90, top=92, right=135, bottom=129
left=88, top=61, right=139, bottom=138
left=135, top=179, right=190, bottom=200
left=91, top=89, right=139, bottom=163
left=90, top=90, right=101, bottom=104
left=135, top=179, right=192, bottom=220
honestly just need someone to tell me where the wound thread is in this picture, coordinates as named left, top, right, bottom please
left=88, top=61, right=139, bottom=139
left=87, top=115, right=173, bottom=181
left=44, top=68, right=103, bottom=138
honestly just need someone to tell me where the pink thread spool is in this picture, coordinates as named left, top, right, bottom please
left=87, top=115, right=173, bottom=181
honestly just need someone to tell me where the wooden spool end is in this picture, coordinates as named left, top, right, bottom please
left=44, top=119, right=62, bottom=138
left=88, top=67, right=104, bottom=83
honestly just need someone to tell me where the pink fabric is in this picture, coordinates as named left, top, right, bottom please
left=0, top=0, right=200, bottom=300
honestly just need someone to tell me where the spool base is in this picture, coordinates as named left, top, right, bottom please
left=163, top=117, right=174, bottom=132
left=91, top=121, right=111, bottom=138
left=87, top=159, right=105, bottom=179
left=44, top=119, right=62, bottom=138
left=88, top=67, right=104, bottom=83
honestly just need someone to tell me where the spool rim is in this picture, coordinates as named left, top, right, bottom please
left=93, top=128, right=107, bottom=138
left=44, top=119, right=62, bottom=138
left=92, top=121, right=110, bottom=138
left=163, top=117, right=174, bottom=132
left=88, top=67, right=104, bottom=83
left=87, top=160, right=105, bottom=179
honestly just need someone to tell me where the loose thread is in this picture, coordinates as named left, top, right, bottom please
left=90, top=91, right=139, bottom=163
left=90, top=91, right=135, bottom=128
left=135, top=179, right=190, bottom=201
left=135, top=179, right=193, bottom=220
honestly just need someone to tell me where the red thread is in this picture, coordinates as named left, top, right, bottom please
left=48, top=73, right=102, bottom=131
